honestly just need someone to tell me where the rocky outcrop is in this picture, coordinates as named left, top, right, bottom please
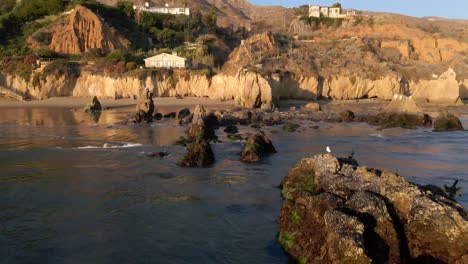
left=279, top=154, right=467, bottom=264
left=240, top=131, right=276, bottom=162
left=136, top=88, right=154, bottom=118
left=187, top=104, right=217, bottom=142
left=410, top=68, right=463, bottom=104
left=368, top=95, right=432, bottom=129
left=28, top=6, right=130, bottom=55
left=177, top=139, right=215, bottom=167
left=433, top=112, right=464, bottom=132
left=84, top=96, right=102, bottom=112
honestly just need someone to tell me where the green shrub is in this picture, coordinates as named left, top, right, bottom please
left=32, top=72, right=41, bottom=87
left=125, top=62, right=137, bottom=71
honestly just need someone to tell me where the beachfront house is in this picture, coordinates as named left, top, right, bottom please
left=144, top=53, right=189, bottom=68
left=133, top=2, right=190, bottom=16
left=309, top=4, right=357, bottom=18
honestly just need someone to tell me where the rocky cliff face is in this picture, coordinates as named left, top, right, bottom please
left=1, top=67, right=465, bottom=107
left=28, top=6, right=130, bottom=55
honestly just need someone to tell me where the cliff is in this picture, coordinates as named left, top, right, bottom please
left=1, top=66, right=465, bottom=108
left=28, top=6, right=131, bottom=55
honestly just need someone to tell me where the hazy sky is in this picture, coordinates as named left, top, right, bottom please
left=250, top=0, right=468, bottom=19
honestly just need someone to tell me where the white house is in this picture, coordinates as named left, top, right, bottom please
left=133, top=3, right=190, bottom=16
left=144, top=53, right=189, bottom=68
left=309, top=5, right=357, bottom=18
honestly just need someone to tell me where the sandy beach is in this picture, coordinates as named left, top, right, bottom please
left=0, top=96, right=235, bottom=109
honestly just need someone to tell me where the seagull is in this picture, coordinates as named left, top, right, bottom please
left=326, top=146, right=331, bottom=153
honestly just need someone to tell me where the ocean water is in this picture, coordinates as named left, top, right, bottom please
left=0, top=106, right=466, bottom=263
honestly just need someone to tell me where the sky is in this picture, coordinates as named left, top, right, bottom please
left=250, top=0, right=468, bottom=19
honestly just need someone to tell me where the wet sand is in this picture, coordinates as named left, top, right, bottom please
left=0, top=97, right=235, bottom=110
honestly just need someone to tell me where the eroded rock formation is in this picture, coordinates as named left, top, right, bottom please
left=28, top=5, right=130, bottom=55
left=279, top=154, right=467, bottom=264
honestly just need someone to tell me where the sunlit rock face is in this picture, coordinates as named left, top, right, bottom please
left=278, top=154, right=468, bottom=264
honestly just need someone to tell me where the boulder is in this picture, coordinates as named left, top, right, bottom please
left=304, top=102, right=321, bottom=112
left=177, top=140, right=215, bottom=167
left=177, top=108, right=191, bottom=119
left=163, top=112, right=176, bottom=118
left=278, top=154, right=467, bottom=264
left=340, top=110, right=355, bottom=122
left=154, top=113, right=163, bottom=120
left=240, top=131, right=276, bottom=162
left=84, top=96, right=102, bottom=112
left=136, top=88, right=154, bottom=118
left=433, top=112, right=464, bottom=132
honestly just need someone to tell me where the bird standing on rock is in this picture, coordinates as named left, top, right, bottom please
left=326, top=146, right=331, bottom=153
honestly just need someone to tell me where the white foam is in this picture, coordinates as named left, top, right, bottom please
left=369, top=133, right=384, bottom=138
left=75, top=143, right=143, bottom=149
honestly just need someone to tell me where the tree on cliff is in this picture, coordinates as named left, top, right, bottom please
left=202, top=7, right=217, bottom=33
left=332, top=3, right=342, bottom=8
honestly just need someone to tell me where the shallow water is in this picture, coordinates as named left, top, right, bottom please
left=0, top=107, right=467, bottom=263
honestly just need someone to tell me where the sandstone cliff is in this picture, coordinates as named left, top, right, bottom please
left=28, top=6, right=130, bottom=55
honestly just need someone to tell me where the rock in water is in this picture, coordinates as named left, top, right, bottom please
left=433, top=112, right=464, bottom=132
left=84, top=96, right=102, bottom=112
left=368, top=95, right=432, bottom=129
left=224, top=125, right=239, bottom=134
left=177, top=108, right=191, bottom=119
left=240, top=131, right=276, bottom=162
left=278, top=154, right=467, bottom=264
left=177, top=140, right=215, bottom=167
left=187, top=104, right=217, bottom=141
left=136, top=88, right=154, bottom=118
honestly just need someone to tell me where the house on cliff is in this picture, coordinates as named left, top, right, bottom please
left=133, top=2, right=190, bottom=15
left=309, top=4, right=356, bottom=18
left=144, top=53, right=190, bottom=68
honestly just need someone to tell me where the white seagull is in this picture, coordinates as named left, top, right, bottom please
left=326, top=146, right=331, bottom=153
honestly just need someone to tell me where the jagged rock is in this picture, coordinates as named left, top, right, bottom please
left=187, top=104, right=217, bottom=141
left=304, top=102, right=321, bottom=112
left=340, top=110, right=355, bottom=122
left=177, top=108, right=191, bottom=119
left=240, top=131, right=276, bottom=162
left=224, top=125, right=239, bottom=134
left=433, top=112, right=464, bottom=132
left=136, top=88, right=154, bottom=118
left=177, top=140, right=215, bottom=167
left=84, top=96, right=102, bottom=112
left=278, top=154, right=468, bottom=264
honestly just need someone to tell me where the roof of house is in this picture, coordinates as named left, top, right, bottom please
left=144, top=53, right=187, bottom=61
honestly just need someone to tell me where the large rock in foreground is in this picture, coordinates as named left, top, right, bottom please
left=278, top=154, right=467, bottom=264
